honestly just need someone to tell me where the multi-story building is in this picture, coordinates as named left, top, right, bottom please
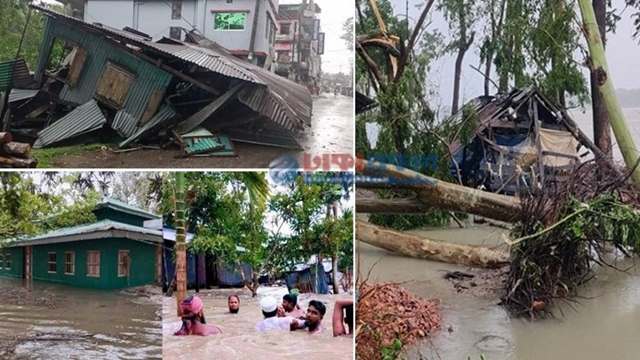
left=275, top=1, right=324, bottom=94
left=82, top=0, right=279, bottom=68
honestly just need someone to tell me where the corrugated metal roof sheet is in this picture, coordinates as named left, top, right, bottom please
left=33, top=99, right=106, bottom=148
left=32, top=5, right=312, bottom=133
left=8, top=88, right=39, bottom=103
left=0, top=59, right=35, bottom=91
left=95, top=198, right=160, bottom=219
left=119, top=104, right=176, bottom=147
left=5, top=219, right=163, bottom=246
left=112, top=110, right=138, bottom=138
left=148, top=42, right=260, bottom=84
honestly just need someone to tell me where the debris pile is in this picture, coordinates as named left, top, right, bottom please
left=356, top=281, right=441, bottom=360
left=503, top=160, right=640, bottom=319
left=0, top=5, right=313, bottom=167
left=0, top=132, right=37, bottom=168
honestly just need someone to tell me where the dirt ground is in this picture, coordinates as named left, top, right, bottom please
left=36, top=95, right=353, bottom=169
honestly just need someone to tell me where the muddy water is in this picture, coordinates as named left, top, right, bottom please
left=162, top=287, right=353, bottom=360
left=0, top=278, right=162, bottom=359
left=358, top=225, right=640, bottom=360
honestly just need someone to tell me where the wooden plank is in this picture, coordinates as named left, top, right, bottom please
left=174, top=83, right=244, bottom=135
left=67, top=47, right=87, bottom=87
left=2, top=142, right=31, bottom=158
left=95, top=62, right=135, bottom=109
left=141, top=89, right=165, bottom=125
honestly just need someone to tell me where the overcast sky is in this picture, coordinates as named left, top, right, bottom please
left=389, top=0, right=640, bottom=111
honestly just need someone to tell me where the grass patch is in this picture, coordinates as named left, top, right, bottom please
left=33, top=143, right=111, bottom=168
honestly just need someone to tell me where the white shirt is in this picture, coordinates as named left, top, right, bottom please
left=255, top=316, right=299, bottom=332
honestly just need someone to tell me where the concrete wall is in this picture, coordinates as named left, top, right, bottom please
left=0, top=247, right=24, bottom=279
left=31, top=238, right=157, bottom=289
left=85, top=0, right=135, bottom=30
left=84, top=0, right=278, bottom=57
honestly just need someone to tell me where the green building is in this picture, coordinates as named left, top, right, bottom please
left=0, top=199, right=163, bottom=289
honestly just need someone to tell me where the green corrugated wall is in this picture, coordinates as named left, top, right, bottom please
left=0, top=247, right=24, bottom=278
left=31, top=237, right=156, bottom=289
left=35, top=16, right=172, bottom=121
left=94, top=208, right=148, bottom=227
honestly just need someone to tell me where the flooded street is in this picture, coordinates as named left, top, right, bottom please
left=298, top=94, right=354, bottom=157
left=0, top=278, right=162, bottom=360
left=162, top=287, right=353, bottom=360
left=358, top=225, right=640, bottom=360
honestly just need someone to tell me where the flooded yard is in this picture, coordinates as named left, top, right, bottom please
left=162, top=287, right=353, bottom=360
left=358, top=225, right=640, bottom=360
left=0, top=278, right=162, bottom=360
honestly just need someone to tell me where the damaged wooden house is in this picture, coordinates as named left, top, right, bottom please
left=449, top=86, right=595, bottom=195
left=1, top=5, right=312, bottom=159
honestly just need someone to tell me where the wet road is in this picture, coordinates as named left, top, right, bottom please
left=0, top=278, right=162, bottom=360
left=43, top=94, right=354, bottom=169
left=162, top=287, right=353, bottom=360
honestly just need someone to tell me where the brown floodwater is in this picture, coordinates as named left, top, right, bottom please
left=0, top=278, right=162, bottom=359
left=162, top=287, right=353, bottom=360
left=358, top=224, right=640, bottom=360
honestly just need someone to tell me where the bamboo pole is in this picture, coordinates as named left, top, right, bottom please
left=175, top=172, right=187, bottom=316
left=577, top=0, right=640, bottom=184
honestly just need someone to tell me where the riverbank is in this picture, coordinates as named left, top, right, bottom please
left=358, top=225, right=640, bottom=359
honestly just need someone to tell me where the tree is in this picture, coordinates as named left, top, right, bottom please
left=438, top=0, right=477, bottom=114
left=163, top=172, right=270, bottom=297
left=0, top=172, right=105, bottom=239
left=591, top=0, right=611, bottom=158
left=0, top=1, right=63, bottom=69
left=479, top=0, right=507, bottom=96
left=269, top=173, right=353, bottom=294
left=578, top=0, right=640, bottom=184
left=341, top=17, right=354, bottom=50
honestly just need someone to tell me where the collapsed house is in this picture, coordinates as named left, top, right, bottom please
left=1, top=5, right=312, bottom=161
left=449, top=87, right=591, bottom=195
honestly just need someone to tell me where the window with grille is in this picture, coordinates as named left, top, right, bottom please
left=118, top=250, right=130, bottom=277
left=172, top=0, right=182, bottom=20
left=47, top=252, right=57, bottom=273
left=64, top=251, right=75, bottom=275
left=213, top=12, right=247, bottom=31
left=87, top=251, right=100, bottom=277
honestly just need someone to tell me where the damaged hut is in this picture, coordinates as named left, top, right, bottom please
left=449, top=87, right=593, bottom=195
left=2, top=5, right=312, bottom=159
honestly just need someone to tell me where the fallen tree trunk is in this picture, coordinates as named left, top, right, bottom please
left=0, top=132, right=12, bottom=144
left=357, top=196, right=431, bottom=214
left=2, top=142, right=31, bottom=158
left=357, top=160, right=521, bottom=222
left=357, top=220, right=510, bottom=268
left=0, top=155, right=36, bottom=168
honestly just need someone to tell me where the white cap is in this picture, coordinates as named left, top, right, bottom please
left=260, top=296, right=277, bottom=313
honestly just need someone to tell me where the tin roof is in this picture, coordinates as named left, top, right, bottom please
left=32, top=5, right=312, bottom=134
left=33, top=99, right=106, bottom=148
left=95, top=198, right=160, bottom=220
left=5, top=219, right=163, bottom=247
left=8, top=88, right=39, bottom=103
left=0, top=58, right=36, bottom=91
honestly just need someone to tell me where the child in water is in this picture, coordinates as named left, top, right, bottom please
left=174, top=295, right=222, bottom=336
